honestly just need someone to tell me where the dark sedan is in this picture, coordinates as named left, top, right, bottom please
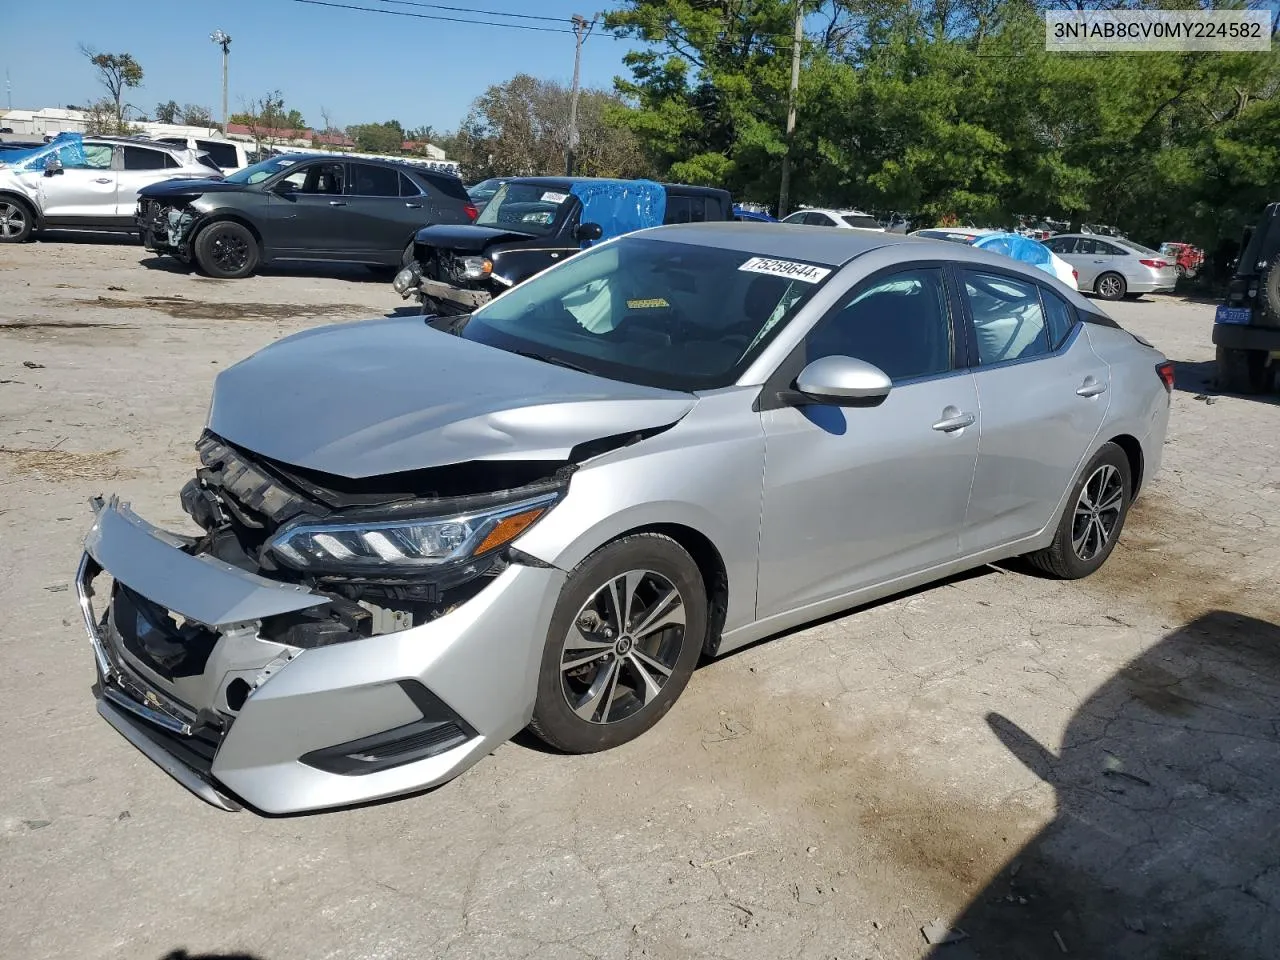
left=137, top=154, right=478, bottom=279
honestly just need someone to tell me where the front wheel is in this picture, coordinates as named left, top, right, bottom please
left=528, top=533, right=707, bottom=754
left=0, top=198, right=35, bottom=243
left=1024, top=443, right=1132, bottom=580
left=193, top=221, right=259, bottom=279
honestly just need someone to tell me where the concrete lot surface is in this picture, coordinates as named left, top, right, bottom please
left=2, top=235, right=1278, bottom=960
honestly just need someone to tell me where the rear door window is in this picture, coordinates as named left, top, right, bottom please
left=664, top=195, right=693, bottom=224
left=349, top=163, right=400, bottom=197
left=122, top=146, right=170, bottom=170
left=399, top=173, right=423, bottom=198
left=1042, top=288, right=1077, bottom=349
left=962, top=271, right=1051, bottom=364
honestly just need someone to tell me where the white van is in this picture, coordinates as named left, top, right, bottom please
left=150, top=136, right=250, bottom=174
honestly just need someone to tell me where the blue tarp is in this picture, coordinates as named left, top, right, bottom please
left=569, top=179, right=666, bottom=247
left=972, top=231, right=1057, bottom=278
left=1, top=132, right=87, bottom=170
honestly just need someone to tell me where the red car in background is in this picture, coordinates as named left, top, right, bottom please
left=1160, top=241, right=1205, bottom=279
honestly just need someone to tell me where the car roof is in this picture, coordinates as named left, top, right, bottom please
left=502, top=175, right=729, bottom=198
left=631, top=221, right=912, bottom=264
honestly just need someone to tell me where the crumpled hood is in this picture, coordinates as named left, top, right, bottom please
left=139, top=178, right=237, bottom=199
left=414, top=223, right=536, bottom=252
left=207, top=316, right=695, bottom=478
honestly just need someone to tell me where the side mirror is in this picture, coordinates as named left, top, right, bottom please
left=44, top=157, right=64, bottom=177
left=788, top=356, right=892, bottom=406
left=575, top=221, right=603, bottom=243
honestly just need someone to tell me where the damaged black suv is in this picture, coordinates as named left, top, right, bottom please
left=137, top=153, right=476, bottom=279
left=394, top=177, right=733, bottom=315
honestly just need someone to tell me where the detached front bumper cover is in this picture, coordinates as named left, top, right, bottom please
left=78, top=496, right=566, bottom=814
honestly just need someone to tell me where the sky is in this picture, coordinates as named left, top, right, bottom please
left=1, top=1, right=637, bottom=134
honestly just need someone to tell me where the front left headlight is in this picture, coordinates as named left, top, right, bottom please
left=460, top=256, right=492, bottom=280
left=267, top=492, right=557, bottom=574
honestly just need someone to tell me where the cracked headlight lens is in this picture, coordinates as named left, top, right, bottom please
left=461, top=256, right=492, bottom=280
left=267, top=493, right=557, bottom=573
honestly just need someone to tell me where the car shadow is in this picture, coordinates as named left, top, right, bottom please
left=136, top=257, right=396, bottom=285
left=924, top=610, right=1280, bottom=959
left=1172, top=358, right=1279, bottom=404
left=160, top=951, right=265, bottom=960
left=34, top=230, right=141, bottom=246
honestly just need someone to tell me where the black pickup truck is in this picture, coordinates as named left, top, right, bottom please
left=1214, top=202, right=1280, bottom=393
left=392, top=176, right=733, bottom=316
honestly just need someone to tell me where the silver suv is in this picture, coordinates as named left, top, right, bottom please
left=0, top=133, right=219, bottom=242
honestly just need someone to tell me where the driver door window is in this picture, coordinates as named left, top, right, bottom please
left=290, top=162, right=345, bottom=195
left=805, top=268, right=953, bottom=381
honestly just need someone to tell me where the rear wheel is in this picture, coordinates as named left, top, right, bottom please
left=529, top=533, right=707, bottom=754
left=1095, top=272, right=1126, bottom=300
left=1216, top=345, right=1272, bottom=394
left=0, top=197, right=35, bottom=243
left=1025, top=443, right=1132, bottom=580
left=193, top=221, right=259, bottom=279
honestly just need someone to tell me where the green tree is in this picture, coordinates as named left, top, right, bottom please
left=80, top=46, right=144, bottom=135
left=179, top=104, right=215, bottom=128
left=154, top=100, right=180, bottom=124
left=230, top=92, right=307, bottom=150
left=347, top=120, right=406, bottom=154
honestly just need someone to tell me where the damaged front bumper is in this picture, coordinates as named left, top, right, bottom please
left=80, top=497, right=565, bottom=814
left=393, top=263, right=497, bottom=313
left=136, top=199, right=195, bottom=256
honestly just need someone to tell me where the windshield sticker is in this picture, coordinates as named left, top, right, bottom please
left=626, top=297, right=670, bottom=309
left=541, top=191, right=569, bottom=203
left=739, top=257, right=831, bottom=283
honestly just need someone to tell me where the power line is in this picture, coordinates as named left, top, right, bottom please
left=288, top=0, right=577, bottom=34
left=369, top=0, right=569, bottom=24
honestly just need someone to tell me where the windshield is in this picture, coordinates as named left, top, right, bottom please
left=223, top=155, right=299, bottom=185
left=453, top=236, right=833, bottom=391
left=474, top=182, right=572, bottom=236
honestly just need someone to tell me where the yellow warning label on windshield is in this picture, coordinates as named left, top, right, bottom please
left=626, top=298, right=670, bottom=309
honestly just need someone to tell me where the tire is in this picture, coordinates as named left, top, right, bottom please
left=193, top=220, right=259, bottom=279
left=0, top=196, right=35, bottom=243
left=1216, top=345, right=1271, bottom=395
left=528, top=533, right=707, bottom=754
left=1025, top=442, right=1132, bottom=580
left=1260, top=261, right=1280, bottom=324
left=1174, top=264, right=1187, bottom=280
left=1094, top=272, right=1126, bottom=300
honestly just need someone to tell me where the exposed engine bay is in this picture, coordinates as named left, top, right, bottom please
left=178, top=431, right=572, bottom=647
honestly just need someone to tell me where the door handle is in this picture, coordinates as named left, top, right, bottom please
left=329, top=200, right=347, bottom=206
left=932, top=409, right=976, bottom=432
left=1077, top=376, right=1108, bottom=398
left=404, top=202, right=422, bottom=209
left=94, top=178, right=112, bottom=184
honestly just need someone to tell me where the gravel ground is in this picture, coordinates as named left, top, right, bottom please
left=2, top=235, right=1278, bottom=960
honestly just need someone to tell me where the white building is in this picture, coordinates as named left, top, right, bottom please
left=0, top=107, right=89, bottom=135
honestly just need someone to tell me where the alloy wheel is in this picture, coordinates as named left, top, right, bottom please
left=1097, top=274, right=1124, bottom=298
left=1071, top=463, right=1124, bottom=562
left=559, top=569, right=687, bottom=725
left=0, top=202, right=27, bottom=239
left=209, top=229, right=249, bottom=273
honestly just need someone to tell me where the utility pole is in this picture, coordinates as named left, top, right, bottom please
left=5, top=69, right=12, bottom=112
left=778, top=0, right=803, bottom=218
left=565, top=13, right=597, bottom=176
left=210, top=30, right=232, bottom=132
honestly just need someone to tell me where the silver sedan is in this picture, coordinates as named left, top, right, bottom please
left=1044, top=233, right=1178, bottom=300
left=78, top=224, right=1173, bottom=813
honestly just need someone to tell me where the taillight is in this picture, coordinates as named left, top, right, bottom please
left=1139, top=259, right=1168, bottom=269
left=1072, top=268, right=1078, bottom=281
left=1156, top=361, right=1175, bottom=392
left=463, top=203, right=479, bottom=221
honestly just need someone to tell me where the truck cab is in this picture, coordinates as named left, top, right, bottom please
left=1214, top=203, right=1280, bottom=393
left=393, top=177, right=733, bottom=316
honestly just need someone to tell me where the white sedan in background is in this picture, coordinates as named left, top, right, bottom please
left=781, top=207, right=886, bottom=231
